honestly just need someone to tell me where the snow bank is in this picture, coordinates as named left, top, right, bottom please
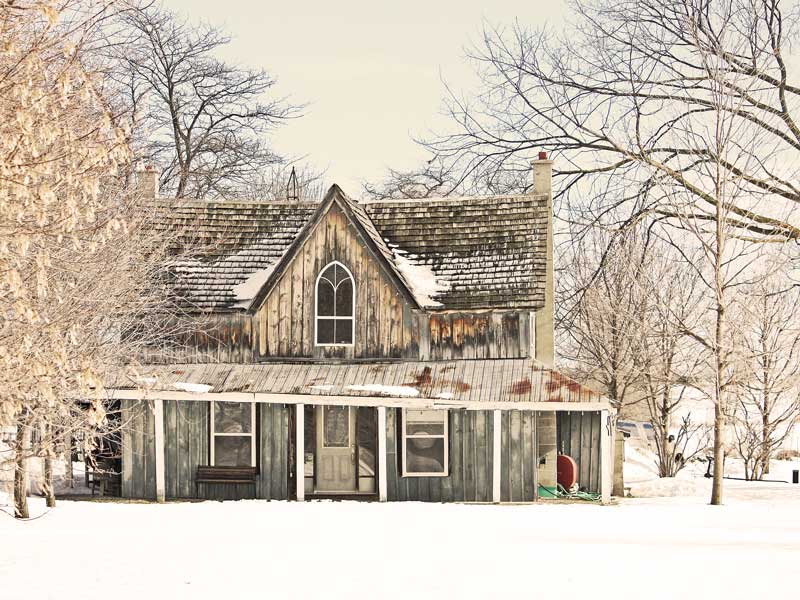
left=3, top=491, right=800, bottom=600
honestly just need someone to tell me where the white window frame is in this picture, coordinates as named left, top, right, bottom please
left=401, top=409, right=449, bottom=477
left=314, top=260, right=356, bottom=347
left=210, top=401, right=257, bottom=467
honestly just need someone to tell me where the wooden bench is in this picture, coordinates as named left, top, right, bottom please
left=196, top=466, right=257, bottom=484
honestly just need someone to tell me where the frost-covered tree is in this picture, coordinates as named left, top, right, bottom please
left=0, top=1, right=191, bottom=518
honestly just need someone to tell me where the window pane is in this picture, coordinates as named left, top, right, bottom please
left=407, top=422, right=445, bottom=436
left=214, top=436, right=252, bottom=467
left=323, top=405, right=350, bottom=447
left=406, top=438, right=445, bottom=474
left=357, top=407, right=376, bottom=477
left=317, top=318, right=335, bottom=344
left=214, top=402, right=251, bottom=434
left=317, top=280, right=335, bottom=316
left=335, top=278, right=353, bottom=316
left=334, top=319, right=353, bottom=344
left=334, top=264, right=349, bottom=286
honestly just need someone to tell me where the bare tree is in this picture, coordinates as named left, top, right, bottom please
left=730, top=273, right=800, bottom=480
left=113, top=3, right=299, bottom=198
left=0, top=1, right=194, bottom=518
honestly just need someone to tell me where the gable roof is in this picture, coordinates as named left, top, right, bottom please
left=157, top=186, right=549, bottom=313
left=247, top=185, right=420, bottom=312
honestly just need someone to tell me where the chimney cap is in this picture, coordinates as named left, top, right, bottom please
left=537, top=151, right=548, bottom=160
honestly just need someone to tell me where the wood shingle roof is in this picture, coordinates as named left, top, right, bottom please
left=156, top=186, right=549, bottom=312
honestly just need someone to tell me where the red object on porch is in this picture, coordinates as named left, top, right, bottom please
left=556, top=454, right=578, bottom=489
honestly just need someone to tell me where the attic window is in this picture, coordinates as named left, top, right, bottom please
left=315, top=261, right=354, bottom=346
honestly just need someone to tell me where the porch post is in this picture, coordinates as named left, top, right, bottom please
left=492, top=409, right=501, bottom=503
left=153, top=399, right=165, bottom=503
left=377, top=406, right=388, bottom=502
left=296, top=404, right=304, bottom=502
left=600, top=409, right=611, bottom=504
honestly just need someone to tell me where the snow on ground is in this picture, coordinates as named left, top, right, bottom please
left=2, top=480, right=800, bottom=600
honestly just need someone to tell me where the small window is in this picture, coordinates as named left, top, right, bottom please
left=315, top=261, right=355, bottom=346
left=211, top=401, right=256, bottom=467
left=402, top=409, right=448, bottom=477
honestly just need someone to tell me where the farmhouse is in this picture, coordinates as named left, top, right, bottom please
left=106, top=154, right=613, bottom=503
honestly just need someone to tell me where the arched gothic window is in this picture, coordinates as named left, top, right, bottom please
left=315, top=261, right=354, bottom=345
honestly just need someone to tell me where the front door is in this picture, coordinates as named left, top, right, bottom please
left=315, top=405, right=357, bottom=492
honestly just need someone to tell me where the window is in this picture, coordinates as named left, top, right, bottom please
left=402, top=409, right=448, bottom=477
left=315, top=261, right=354, bottom=346
left=210, top=401, right=256, bottom=467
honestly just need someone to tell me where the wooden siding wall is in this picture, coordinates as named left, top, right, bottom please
left=385, top=408, right=494, bottom=502
left=121, top=399, right=156, bottom=499
left=557, top=411, right=601, bottom=494
left=500, top=411, right=538, bottom=502
left=254, top=204, right=418, bottom=360
left=121, top=400, right=289, bottom=501
left=140, top=203, right=535, bottom=363
left=418, top=311, right=532, bottom=360
left=145, top=308, right=534, bottom=364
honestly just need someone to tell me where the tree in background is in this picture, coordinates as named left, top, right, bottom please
left=369, top=0, right=800, bottom=504
left=731, top=272, right=800, bottom=480
left=113, top=3, right=301, bottom=198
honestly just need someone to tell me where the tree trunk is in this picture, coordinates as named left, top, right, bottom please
left=43, top=454, right=56, bottom=508
left=64, top=432, right=74, bottom=489
left=13, top=423, right=29, bottom=519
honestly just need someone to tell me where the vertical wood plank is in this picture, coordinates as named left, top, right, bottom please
left=492, top=409, right=501, bottom=503
left=154, top=399, right=165, bottom=503
left=295, top=404, right=304, bottom=501
left=377, top=406, right=388, bottom=502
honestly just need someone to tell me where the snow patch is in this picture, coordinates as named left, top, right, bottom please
left=436, top=392, right=454, bottom=399
left=232, top=266, right=276, bottom=305
left=346, top=384, right=420, bottom=397
left=173, top=382, right=213, bottom=394
left=133, top=376, right=157, bottom=386
left=310, top=384, right=334, bottom=392
left=392, top=251, right=449, bottom=307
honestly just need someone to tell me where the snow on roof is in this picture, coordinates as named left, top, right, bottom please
left=391, top=249, right=449, bottom=308
left=345, top=384, right=420, bottom=397
left=173, top=382, right=213, bottom=394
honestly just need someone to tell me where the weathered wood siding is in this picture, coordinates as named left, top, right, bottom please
left=254, top=204, right=418, bottom=360
left=557, top=411, right=601, bottom=493
left=121, top=399, right=157, bottom=499
left=418, top=311, right=532, bottom=360
left=121, top=400, right=289, bottom=501
left=500, top=411, right=538, bottom=502
left=385, top=408, right=494, bottom=502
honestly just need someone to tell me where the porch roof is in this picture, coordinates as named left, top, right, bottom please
left=107, top=358, right=605, bottom=408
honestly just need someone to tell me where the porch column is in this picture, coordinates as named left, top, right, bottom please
left=153, top=399, right=165, bottom=503
left=600, top=409, right=611, bottom=504
left=377, top=406, right=388, bottom=502
left=492, top=410, right=501, bottom=503
left=296, top=404, right=304, bottom=502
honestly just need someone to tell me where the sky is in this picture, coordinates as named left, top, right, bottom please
left=161, top=0, right=568, bottom=194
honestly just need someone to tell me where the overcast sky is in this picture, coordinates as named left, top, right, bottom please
left=161, top=0, right=567, bottom=194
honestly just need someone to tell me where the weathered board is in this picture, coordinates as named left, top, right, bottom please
left=500, top=411, right=538, bottom=502
left=120, top=399, right=157, bottom=500
left=121, top=400, right=289, bottom=501
left=556, top=411, right=601, bottom=493
left=385, top=408, right=495, bottom=502
left=253, top=203, right=419, bottom=360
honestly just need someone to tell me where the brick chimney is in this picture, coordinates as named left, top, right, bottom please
left=137, top=164, right=159, bottom=198
left=533, top=152, right=554, bottom=367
